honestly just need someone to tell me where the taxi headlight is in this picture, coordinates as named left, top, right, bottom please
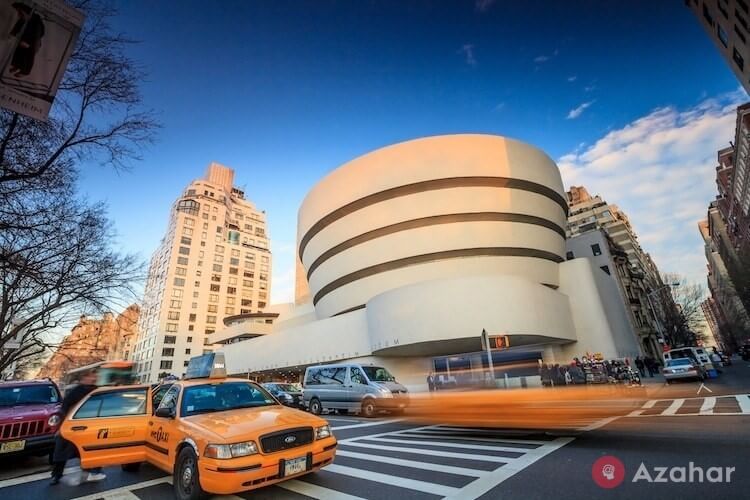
left=204, top=441, right=258, bottom=459
left=47, top=414, right=61, bottom=427
left=315, top=425, right=331, bottom=440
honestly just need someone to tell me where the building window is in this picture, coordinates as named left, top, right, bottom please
left=185, top=348, right=191, bottom=355
left=164, top=335, right=176, bottom=344
left=230, top=258, right=240, bottom=266
left=176, top=199, right=200, bottom=216
left=189, top=313, right=196, bottom=322
left=179, top=246, right=190, bottom=255
left=183, top=227, right=193, bottom=236
left=210, top=284, right=220, bottom=292
left=211, top=274, right=221, bottom=282
left=209, top=294, right=218, bottom=303
left=565, top=251, right=574, bottom=260
left=175, top=267, right=187, bottom=276
left=231, top=249, right=240, bottom=257
left=734, top=47, right=745, bottom=70
left=226, top=297, right=235, bottom=305
left=229, top=267, right=238, bottom=275
left=261, top=256, right=269, bottom=263
left=177, top=256, right=189, bottom=265
left=258, top=302, right=266, bottom=309
left=172, top=289, right=183, bottom=297
left=188, top=325, right=194, bottom=331
left=241, top=299, right=252, bottom=307
left=259, top=273, right=268, bottom=281
left=173, top=278, right=185, bottom=287
left=166, top=323, right=178, bottom=332
left=214, top=255, right=223, bottom=263
left=213, top=264, right=222, bottom=272
left=185, top=218, right=194, bottom=227
left=205, top=329, right=214, bottom=335
left=160, top=360, right=173, bottom=370
left=162, top=348, right=174, bottom=357
left=207, top=305, right=218, bottom=313
left=703, top=4, right=714, bottom=26
left=187, top=336, right=192, bottom=343
left=167, top=311, right=180, bottom=320
left=184, top=360, right=190, bottom=367
left=180, top=236, right=192, bottom=245
left=591, top=244, right=602, bottom=256
left=241, top=308, right=251, bottom=314
left=227, top=287, right=237, bottom=295
left=228, top=277, right=237, bottom=285
left=225, top=307, right=234, bottom=314
left=735, top=24, right=747, bottom=43
left=244, top=271, right=254, bottom=278
left=193, top=291, right=199, bottom=298
left=170, top=300, right=182, bottom=308
left=206, top=316, right=217, bottom=324
left=204, top=338, right=212, bottom=346
left=600, top=265, right=611, bottom=275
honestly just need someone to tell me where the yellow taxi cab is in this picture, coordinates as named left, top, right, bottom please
left=60, top=353, right=337, bottom=499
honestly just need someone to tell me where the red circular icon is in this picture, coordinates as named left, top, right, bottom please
left=592, top=455, right=625, bottom=488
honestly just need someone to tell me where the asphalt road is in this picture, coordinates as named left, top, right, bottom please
left=1, top=360, right=748, bottom=499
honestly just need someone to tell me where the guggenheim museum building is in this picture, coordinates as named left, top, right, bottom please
left=216, top=134, right=640, bottom=390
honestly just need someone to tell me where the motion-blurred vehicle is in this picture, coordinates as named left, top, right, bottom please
left=303, top=363, right=409, bottom=417
left=62, top=360, right=136, bottom=394
left=262, top=382, right=303, bottom=408
left=0, top=379, right=62, bottom=458
left=740, top=343, right=750, bottom=361
left=662, top=358, right=706, bottom=383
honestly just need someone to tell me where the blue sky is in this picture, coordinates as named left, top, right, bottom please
left=78, top=0, right=744, bottom=302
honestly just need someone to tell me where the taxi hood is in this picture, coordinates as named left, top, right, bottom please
left=182, top=405, right=324, bottom=442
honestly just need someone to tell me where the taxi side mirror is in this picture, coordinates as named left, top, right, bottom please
left=155, top=406, right=175, bottom=419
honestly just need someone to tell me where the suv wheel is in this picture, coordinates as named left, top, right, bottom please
left=174, top=447, right=206, bottom=500
left=309, top=398, right=322, bottom=415
left=361, top=400, right=377, bottom=418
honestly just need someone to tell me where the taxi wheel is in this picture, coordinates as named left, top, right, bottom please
left=121, top=462, right=142, bottom=472
left=175, top=447, right=206, bottom=500
left=361, top=400, right=377, bottom=418
left=309, top=398, right=322, bottom=415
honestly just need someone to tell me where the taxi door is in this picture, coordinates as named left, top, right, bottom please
left=60, top=386, right=151, bottom=469
left=146, top=383, right=182, bottom=472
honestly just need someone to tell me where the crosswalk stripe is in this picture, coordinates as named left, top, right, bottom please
left=442, top=437, right=574, bottom=500
left=99, top=491, right=140, bottom=500
left=71, top=477, right=172, bottom=500
left=737, top=394, right=750, bottom=413
left=365, top=436, right=530, bottom=453
left=400, top=429, right=549, bottom=445
left=335, top=449, right=485, bottom=477
left=330, top=418, right=405, bottom=430
left=324, top=463, right=460, bottom=496
left=339, top=441, right=512, bottom=462
left=395, top=430, right=545, bottom=446
left=662, top=399, right=685, bottom=416
left=0, top=466, right=80, bottom=488
left=700, top=397, right=716, bottom=414
left=277, top=478, right=366, bottom=499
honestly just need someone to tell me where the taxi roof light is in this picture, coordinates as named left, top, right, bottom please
left=184, top=352, right=227, bottom=380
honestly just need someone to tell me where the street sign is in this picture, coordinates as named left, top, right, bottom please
left=0, top=0, right=85, bottom=120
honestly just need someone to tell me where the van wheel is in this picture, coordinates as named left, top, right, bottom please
left=309, top=398, right=322, bottom=415
left=174, top=447, right=206, bottom=500
left=361, top=400, right=377, bottom=418
left=121, top=462, right=142, bottom=472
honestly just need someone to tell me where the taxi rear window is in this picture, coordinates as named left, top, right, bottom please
left=181, top=382, right=276, bottom=417
left=73, top=388, right=148, bottom=419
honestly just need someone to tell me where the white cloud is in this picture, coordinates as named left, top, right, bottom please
left=494, top=102, right=505, bottom=111
left=270, top=241, right=297, bottom=304
left=460, top=44, right=477, bottom=66
left=534, top=55, right=549, bottom=63
left=567, top=75, right=577, bottom=82
left=566, top=100, right=595, bottom=119
left=558, top=89, right=748, bottom=286
left=475, top=0, right=495, bottom=12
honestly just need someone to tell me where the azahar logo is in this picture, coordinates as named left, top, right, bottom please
left=592, top=455, right=625, bottom=488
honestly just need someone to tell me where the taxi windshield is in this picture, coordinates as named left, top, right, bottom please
left=181, top=382, right=277, bottom=416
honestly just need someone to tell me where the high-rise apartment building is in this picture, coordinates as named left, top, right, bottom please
left=688, top=0, right=750, bottom=95
left=566, top=186, right=667, bottom=357
left=132, top=163, right=271, bottom=383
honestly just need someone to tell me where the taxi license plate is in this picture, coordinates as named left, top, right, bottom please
left=284, top=456, right=307, bottom=476
left=0, top=440, right=25, bottom=454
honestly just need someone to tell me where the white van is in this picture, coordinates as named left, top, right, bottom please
left=664, top=347, right=714, bottom=371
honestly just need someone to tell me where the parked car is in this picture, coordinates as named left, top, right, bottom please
left=664, top=347, right=714, bottom=371
left=303, top=363, right=409, bottom=417
left=662, top=358, right=706, bottom=383
left=262, top=382, right=304, bottom=408
left=0, top=379, right=63, bottom=458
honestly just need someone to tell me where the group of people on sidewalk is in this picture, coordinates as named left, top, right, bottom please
left=633, top=355, right=661, bottom=378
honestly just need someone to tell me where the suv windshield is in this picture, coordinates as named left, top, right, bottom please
left=181, top=382, right=277, bottom=416
left=362, top=366, right=396, bottom=382
left=0, top=384, right=60, bottom=406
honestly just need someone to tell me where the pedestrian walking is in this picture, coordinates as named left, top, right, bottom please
left=644, top=356, right=656, bottom=377
left=50, top=371, right=106, bottom=486
left=426, top=372, right=436, bottom=392
left=634, top=356, right=645, bottom=377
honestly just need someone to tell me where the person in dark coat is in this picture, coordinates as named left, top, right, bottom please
left=634, top=356, right=645, bottom=377
left=9, top=2, right=45, bottom=77
left=426, top=372, right=436, bottom=392
left=50, top=371, right=106, bottom=485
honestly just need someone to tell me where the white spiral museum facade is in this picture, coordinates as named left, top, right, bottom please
left=297, top=134, right=569, bottom=319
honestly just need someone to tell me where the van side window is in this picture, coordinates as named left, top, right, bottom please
left=350, top=367, right=366, bottom=385
left=305, top=368, right=321, bottom=385
left=313, top=367, right=346, bottom=385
